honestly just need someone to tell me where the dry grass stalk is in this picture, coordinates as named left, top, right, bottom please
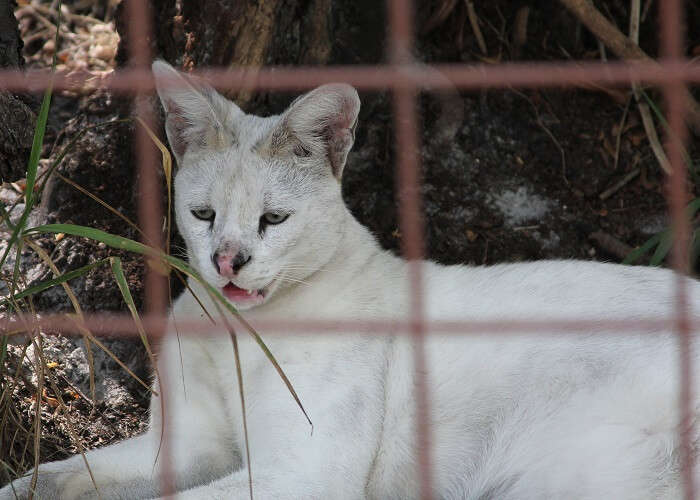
left=628, top=0, right=671, bottom=174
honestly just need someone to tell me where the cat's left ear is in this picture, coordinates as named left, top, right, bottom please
left=271, top=84, right=360, bottom=179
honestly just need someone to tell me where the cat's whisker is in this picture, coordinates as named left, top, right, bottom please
left=274, top=275, right=313, bottom=287
left=278, top=266, right=337, bottom=274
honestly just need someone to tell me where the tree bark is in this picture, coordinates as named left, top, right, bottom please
left=116, top=0, right=383, bottom=109
left=0, top=0, right=36, bottom=183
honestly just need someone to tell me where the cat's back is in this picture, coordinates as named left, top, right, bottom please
left=373, top=260, right=697, bottom=499
left=425, top=259, right=687, bottom=321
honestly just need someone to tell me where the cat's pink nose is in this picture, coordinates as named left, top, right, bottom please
left=213, top=251, right=251, bottom=277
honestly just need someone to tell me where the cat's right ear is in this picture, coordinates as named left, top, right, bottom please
left=152, top=60, right=242, bottom=163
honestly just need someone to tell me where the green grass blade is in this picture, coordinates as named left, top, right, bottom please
left=623, top=231, right=664, bottom=265
left=0, top=37, right=56, bottom=273
left=110, top=257, right=145, bottom=338
left=690, top=228, right=700, bottom=268
left=27, top=224, right=152, bottom=255
left=210, top=300, right=253, bottom=499
left=227, top=309, right=313, bottom=430
left=109, top=257, right=159, bottom=363
left=686, top=198, right=700, bottom=219
left=0, top=259, right=108, bottom=308
left=24, top=91, right=52, bottom=211
left=11, top=244, right=23, bottom=301
left=623, top=198, right=700, bottom=267
left=0, top=203, right=16, bottom=232
left=27, top=223, right=313, bottom=429
left=0, top=335, right=7, bottom=381
left=649, top=231, right=673, bottom=266
left=164, top=267, right=313, bottom=429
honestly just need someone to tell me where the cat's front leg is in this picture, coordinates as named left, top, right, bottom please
left=1, top=420, right=236, bottom=500
left=1, top=357, right=238, bottom=499
left=0, top=433, right=159, bottom=500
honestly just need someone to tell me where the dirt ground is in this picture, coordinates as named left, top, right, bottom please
left=1, top=0, right=699, bottom=486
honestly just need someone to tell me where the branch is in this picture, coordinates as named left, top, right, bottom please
left=558, top=0, right=700, bottom=136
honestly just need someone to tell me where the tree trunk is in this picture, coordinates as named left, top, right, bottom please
left=0, top=0, right=35, bottom=183
left=117, top=0, right=384, bottom=108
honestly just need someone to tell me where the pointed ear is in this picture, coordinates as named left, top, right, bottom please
left=152, top=60, right=242, bottom=163
left=271, top=84, right=360, bottom=178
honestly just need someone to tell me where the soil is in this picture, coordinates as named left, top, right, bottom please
left=1, top=0, right=699, bottom=487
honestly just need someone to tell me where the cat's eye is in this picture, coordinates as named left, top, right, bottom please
left=262, top=212, right=289, bottom=225
left=191, top=208, right=215, bottom=222
left=293, top=143, right=311, bottom=158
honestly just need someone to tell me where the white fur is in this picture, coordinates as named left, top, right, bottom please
left=2, top=62, right=698, bottom=500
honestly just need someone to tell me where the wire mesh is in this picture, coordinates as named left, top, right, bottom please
left=1, top=0, right=696, bottom=498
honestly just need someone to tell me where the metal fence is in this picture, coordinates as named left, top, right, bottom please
left=1, top=0, right=698, bottom=498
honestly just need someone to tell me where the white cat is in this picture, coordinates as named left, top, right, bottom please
left=2, top=60, right=699, bottom=499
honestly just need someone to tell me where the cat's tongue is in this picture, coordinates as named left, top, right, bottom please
left=223, top=282, right=262, bottom=302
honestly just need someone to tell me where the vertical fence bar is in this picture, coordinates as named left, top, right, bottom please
left=659, top=0, right=693, bottom=498
left=387, top=0, right=433, bottom=498
left=123, top=0, right=173, bottom=497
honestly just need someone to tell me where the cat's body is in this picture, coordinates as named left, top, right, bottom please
left=2, top=61, right=698, bottom=499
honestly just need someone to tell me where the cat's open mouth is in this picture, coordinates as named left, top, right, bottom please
left=222, top=282, right=266, bottom=307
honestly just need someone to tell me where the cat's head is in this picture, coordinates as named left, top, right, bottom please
left=152, top=61, right=360, bottom=310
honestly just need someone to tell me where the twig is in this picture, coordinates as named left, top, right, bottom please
left=537, top=114, right=567, bottom=184
left=589, top=231, right=634, bottom=260
left=628, top=0, right=640, bottom=45
left=613, top=97, right=632, bottom=171
left=57, top=372, right=93, bottom=407
left=31, top=3, right=104, bottom=27
left=559, top=0, right=647, bottom=58
left=23, top=28, right=53, bottom=47
left=422, top=0, right=459, bottom=35
left=466, top=0, right=488, bottom=55
left=599, top=167, right=640, bottom=200
left=511, top=89, right=568, bottom=184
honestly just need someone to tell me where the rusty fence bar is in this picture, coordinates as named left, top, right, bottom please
left=0, top=0, right=697, bottom=498
left=1, top=60, right=700, bottom=93
left=659, top=0, right=694, bottom=498
left=387, top=0, right=433, bottom=494
left=3, top=315, right=700, bottom=338
left=123, top=0, right=175, bottom=497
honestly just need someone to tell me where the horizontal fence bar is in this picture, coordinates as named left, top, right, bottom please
left=0, top=60, right=699, bottom=93
left=1, top=314, right=698, bottom=338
